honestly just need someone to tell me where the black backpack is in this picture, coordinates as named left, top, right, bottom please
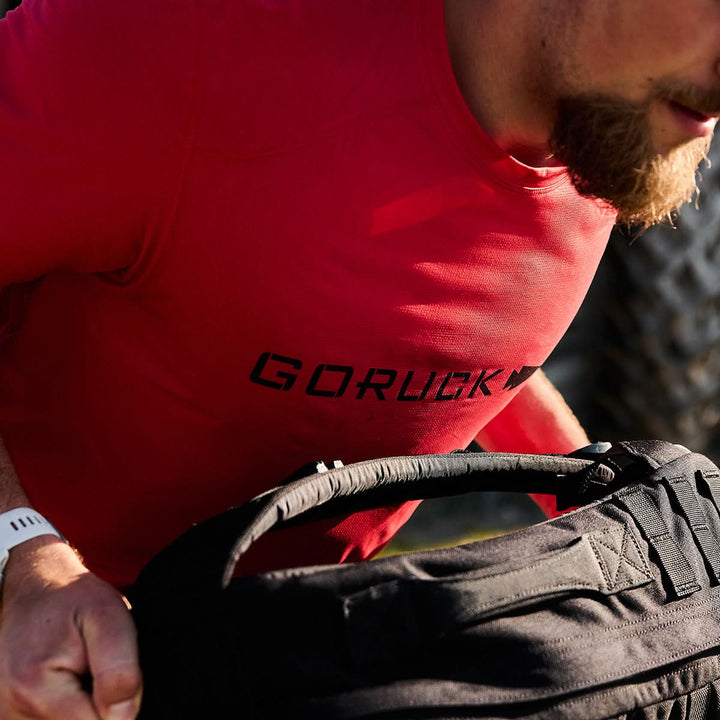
left=128, top=440, right=720, bottom=719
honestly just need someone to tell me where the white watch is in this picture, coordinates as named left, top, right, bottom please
left=0, top=508, right=65, bottom=583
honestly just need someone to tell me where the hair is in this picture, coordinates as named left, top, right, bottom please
left=550, top=91, right=713, bottom=228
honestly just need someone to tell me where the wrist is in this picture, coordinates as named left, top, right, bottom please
left=2, top=537, right=83, bottom=604
left=0, top=508, right=69, bottom=592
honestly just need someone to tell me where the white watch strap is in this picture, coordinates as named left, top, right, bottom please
left=0, top=508, right=64, bottom=550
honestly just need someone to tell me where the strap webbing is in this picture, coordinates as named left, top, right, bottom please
left=699, top=469, right=720, bottom=513
left=688, top=680, right=720, bottom=720
left=665, top=476, right=720, bottom=583
left=616, top=486, right=700, bottom=599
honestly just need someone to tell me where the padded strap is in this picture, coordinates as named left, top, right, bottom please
left=220, top=452, right=597, bottom=586
left=132, top=451, right=599, bottom=593
left=131, top=441, right=706, bottom=593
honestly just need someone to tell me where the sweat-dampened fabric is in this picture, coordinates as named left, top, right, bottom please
left=0, top=0, right=613, bottom=586
left=129, top=440, right=720, bottom=719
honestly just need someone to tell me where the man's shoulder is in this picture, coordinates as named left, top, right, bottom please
left=2, top=0, right=197, bottom=141
left=5, top=0, right=197, bottom=67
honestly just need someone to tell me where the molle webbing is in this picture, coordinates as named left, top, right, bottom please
left=699, top=469, right=720, bottom=514
left=616, top=485, right=701, bottom=599
left=665, top=475, right=720, bottom=583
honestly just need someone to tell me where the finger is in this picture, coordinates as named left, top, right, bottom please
left=42, top=676, right=103, bottom=720
left=5, top=665, right=101, bottom=720
left=78, top=599, right=142, bottom=720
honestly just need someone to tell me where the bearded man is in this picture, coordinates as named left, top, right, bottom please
left=0, top=0, right=718, bottom=718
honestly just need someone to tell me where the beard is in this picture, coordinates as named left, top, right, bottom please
left=549, top=86, right=714, bottom=228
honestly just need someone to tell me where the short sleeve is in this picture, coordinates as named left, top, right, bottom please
left=0, top=0, right=198, bottom=284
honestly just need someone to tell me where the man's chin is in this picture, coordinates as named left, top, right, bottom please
left=562, top=133, right=711, bottom=228
left=608, top=135, right=711, bottom=228
left=551, top=93, right=713, bottom=228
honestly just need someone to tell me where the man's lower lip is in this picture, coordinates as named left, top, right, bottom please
left=668, top=101, right=717, bottom=137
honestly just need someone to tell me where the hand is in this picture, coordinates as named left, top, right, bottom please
left=0, top=537, right=142, bottom=719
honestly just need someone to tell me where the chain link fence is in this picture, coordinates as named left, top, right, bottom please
left=546, top=141, right=720, bottom=463
left=1, top=1, right=19, bottom=17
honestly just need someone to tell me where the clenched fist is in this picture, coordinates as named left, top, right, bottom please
left=0, top=536, right=142, bottom=719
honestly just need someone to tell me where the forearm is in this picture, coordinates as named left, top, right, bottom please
left=0, top=430, right=80, bottom=601
left=0, top=434, right=142, bottom=720
left=0, top=432, right=32, bottom=511
left=474, top=369, right=590, bottom=455
left=0, top=432, right=62, bottom=580
left=475, top=370, right=589, bottom=518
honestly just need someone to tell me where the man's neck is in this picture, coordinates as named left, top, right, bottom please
left=444, top=0, right=562, bottom=167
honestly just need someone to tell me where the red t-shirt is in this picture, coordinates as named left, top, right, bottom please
left=0, top=0, right=615, bottom=586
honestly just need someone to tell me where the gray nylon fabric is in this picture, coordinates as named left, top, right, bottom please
left=129, top=442, right=720, bottom=719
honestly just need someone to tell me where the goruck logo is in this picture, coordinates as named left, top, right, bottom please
left=250, top=351, right=539, bottom=401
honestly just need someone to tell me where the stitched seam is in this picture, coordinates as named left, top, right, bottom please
left=555, top=659, right=718, bottom=711
left=477, top=647, right=720, bottom=703
left=590, top=529, right=652, bottom=584
left=539, top=606, right=720, bottom=658
left=615, top=528, right=628, bottom=586
left=466, top=580, right=598, bottom=613
left=438, top=544, right=578, bottom=586
left=624, top=526, right=654, bottom=577
left=669, top=476, right=707, bottom=529
left=536, top=592, right=720, bottom=647
left=589, top=535, right=613, bottom=591
left=614, top=529, right=633, bottom=589
left=552, top=617, right=711, bottom=656
left=465, top=529, right=636, bottom=589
